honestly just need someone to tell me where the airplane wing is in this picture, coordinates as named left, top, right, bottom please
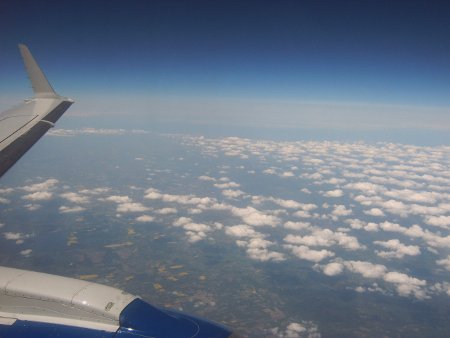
left=0, top=44, right=73, bottom=178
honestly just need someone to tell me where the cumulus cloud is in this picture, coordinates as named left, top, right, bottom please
left=213, top=181, right=240, bottom=189
left=323, top=189, right=343, bottom=198
left=22, top=191, right=53, bottom=201
left=24, top=204, right=41, bottom=211
left=136, top=215, right=155, bottom=222
left=331, top=205, right=352, bottom=217
left=425, top=216, right=450, bottom=229
left=284, top=228, right=364, bottom=251
left=379, top=221, right=450, bottom=250
left=3, top=232, right=30, bottom=244
left=116, top=202, right=149, bottom=213
left=322, top=262, right=344, bottom=276
left=343, top=261, right=387, bottom=279
left=239, top=237, right=285, bottom=262
left=284, top=221, right=310, bottom=230
left=79, top=187, right=110, bottom=195
left=383, top=189, right=440, bottom=204
left=374, top=239, right=421, bottom=259
left=106, top=195, right=133, bottom=203
left=230, top=206, right=279, bottom=227
left=59, top=205, right=86, bottom=213
left=0, top=197, right=10, bottom=204
left=338, top=260, right=428, bottom=299
left=4, top=232, right=24, bottom=240
left=60, top=192, right=89, bottom=204
left=20, top=249, right=32, bottom=257
left=344, top=182, right=383, bottom=195
left=225, top=224, right=259, bottom=238
left=436, top=255, right=450, bottom=271
left=144, top=188, right=216, bottom=209
left=383, top=271, right=427, bottom=299
left=222, top=189, right=245, bottom=198
left=154, top=207, right=177, bottom=215
left=270, top=198, right=317, bottom=211
left=280, top=171, right=295, bottom=178
left=0, top=188, right=14, bottom=194
left=181, top=134, right=450, bottom=300
left=284, top=244, right=334, bottom=262
left=173, top=217, right=213, bottom=243
left=364, top=208, right=385, bottom=217
left=271, top=321, right=320, bottom=338
left=198, top=175, right=216, bottom=181
left=21, top=179, right=58, bottom=192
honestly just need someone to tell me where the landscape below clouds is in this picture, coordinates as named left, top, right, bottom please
left=1, top=126, right=449, bottom=337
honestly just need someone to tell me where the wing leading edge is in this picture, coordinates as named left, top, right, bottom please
left=0, top=44, right=73, bottom=178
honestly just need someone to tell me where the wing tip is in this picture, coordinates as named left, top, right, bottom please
left=18, top=44, right=58, bottom=98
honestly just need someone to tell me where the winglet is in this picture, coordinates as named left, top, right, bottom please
left=18, top=44, right=58, bottom=98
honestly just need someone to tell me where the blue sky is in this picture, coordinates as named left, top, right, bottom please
left=1, top=0, right=450, bottom=131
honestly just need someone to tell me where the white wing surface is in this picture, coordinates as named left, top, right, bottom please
left=0, top=44, right=73, bottom=177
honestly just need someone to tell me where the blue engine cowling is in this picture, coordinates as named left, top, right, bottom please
left=115, top=298, right=237, bottom=338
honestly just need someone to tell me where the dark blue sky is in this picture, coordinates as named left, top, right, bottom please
left=1, top=0, right=450, bottom=118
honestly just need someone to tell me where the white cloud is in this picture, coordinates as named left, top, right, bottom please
left=117, top=202, right=149, bottom=213
left=383, top=271, right=427, bottom=299
left=4, top=232, right=24, bottom=240
left=173, top=217, right=212, bottom=243
left=283, top=221, right=310, bottom=230
left=322, top=262, right=344, bottom=276
left=78, top=187, right=110, bottom=195
left=284, top=228, right=364, bottom=251
left=331, top=205, right=352, bottom=217
left=344, top=182, right=383, bottom=195
left=59, top=205, right=86, bottom=213
left=144, top=188, right=216, bottom=208
left=60, top=192, right=89, bottom=204
left=383, top=189, right=440, bottom=204
left=24, top=204, right=41, bottom=211
left=198, top=175, right=216, bottom=181
left=221, top=189, right=244, bottom=198
left=280, top=171, right=295, bottom=178
left=230, top=206, right=279, bottom=227
left=436, top=256, right=450, bottom=271
left=364, top=208, right=385, bottom=217
left=154, top=207, right=177, bottom=215
left=344, top=261, right=387, bottom=279
left=21, top=179, right=58, bottom=192
left=270, top=198, right=317, bottom=211
left=271, top=321, right=320, bottom=338
left=20, top=249, right=32, bottom=257
left=374, top=239, right=421, bottom=259
left=263, top=168, right=277, bottom=175
left=22, top=191, right=52, bottom=201
left=323, top=189, right=343, bottom=198
left=292, top=210, right=312, bottom=218
left=284, top=244, right=335, bottom=262
left=214, top=181, right=240, bottom=189
left=106, top=195, right=133, bottom=203
left=0, top=197, right=10, bottom=204
left=0, top=188, right=14, bottom=194
left=136, top=215, right=155, bottom=222
left=425, top=216, right=450, bottom=229
left=242, top=237, right=285, bottom=262
left=225, top=225, right=259, bottom=238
